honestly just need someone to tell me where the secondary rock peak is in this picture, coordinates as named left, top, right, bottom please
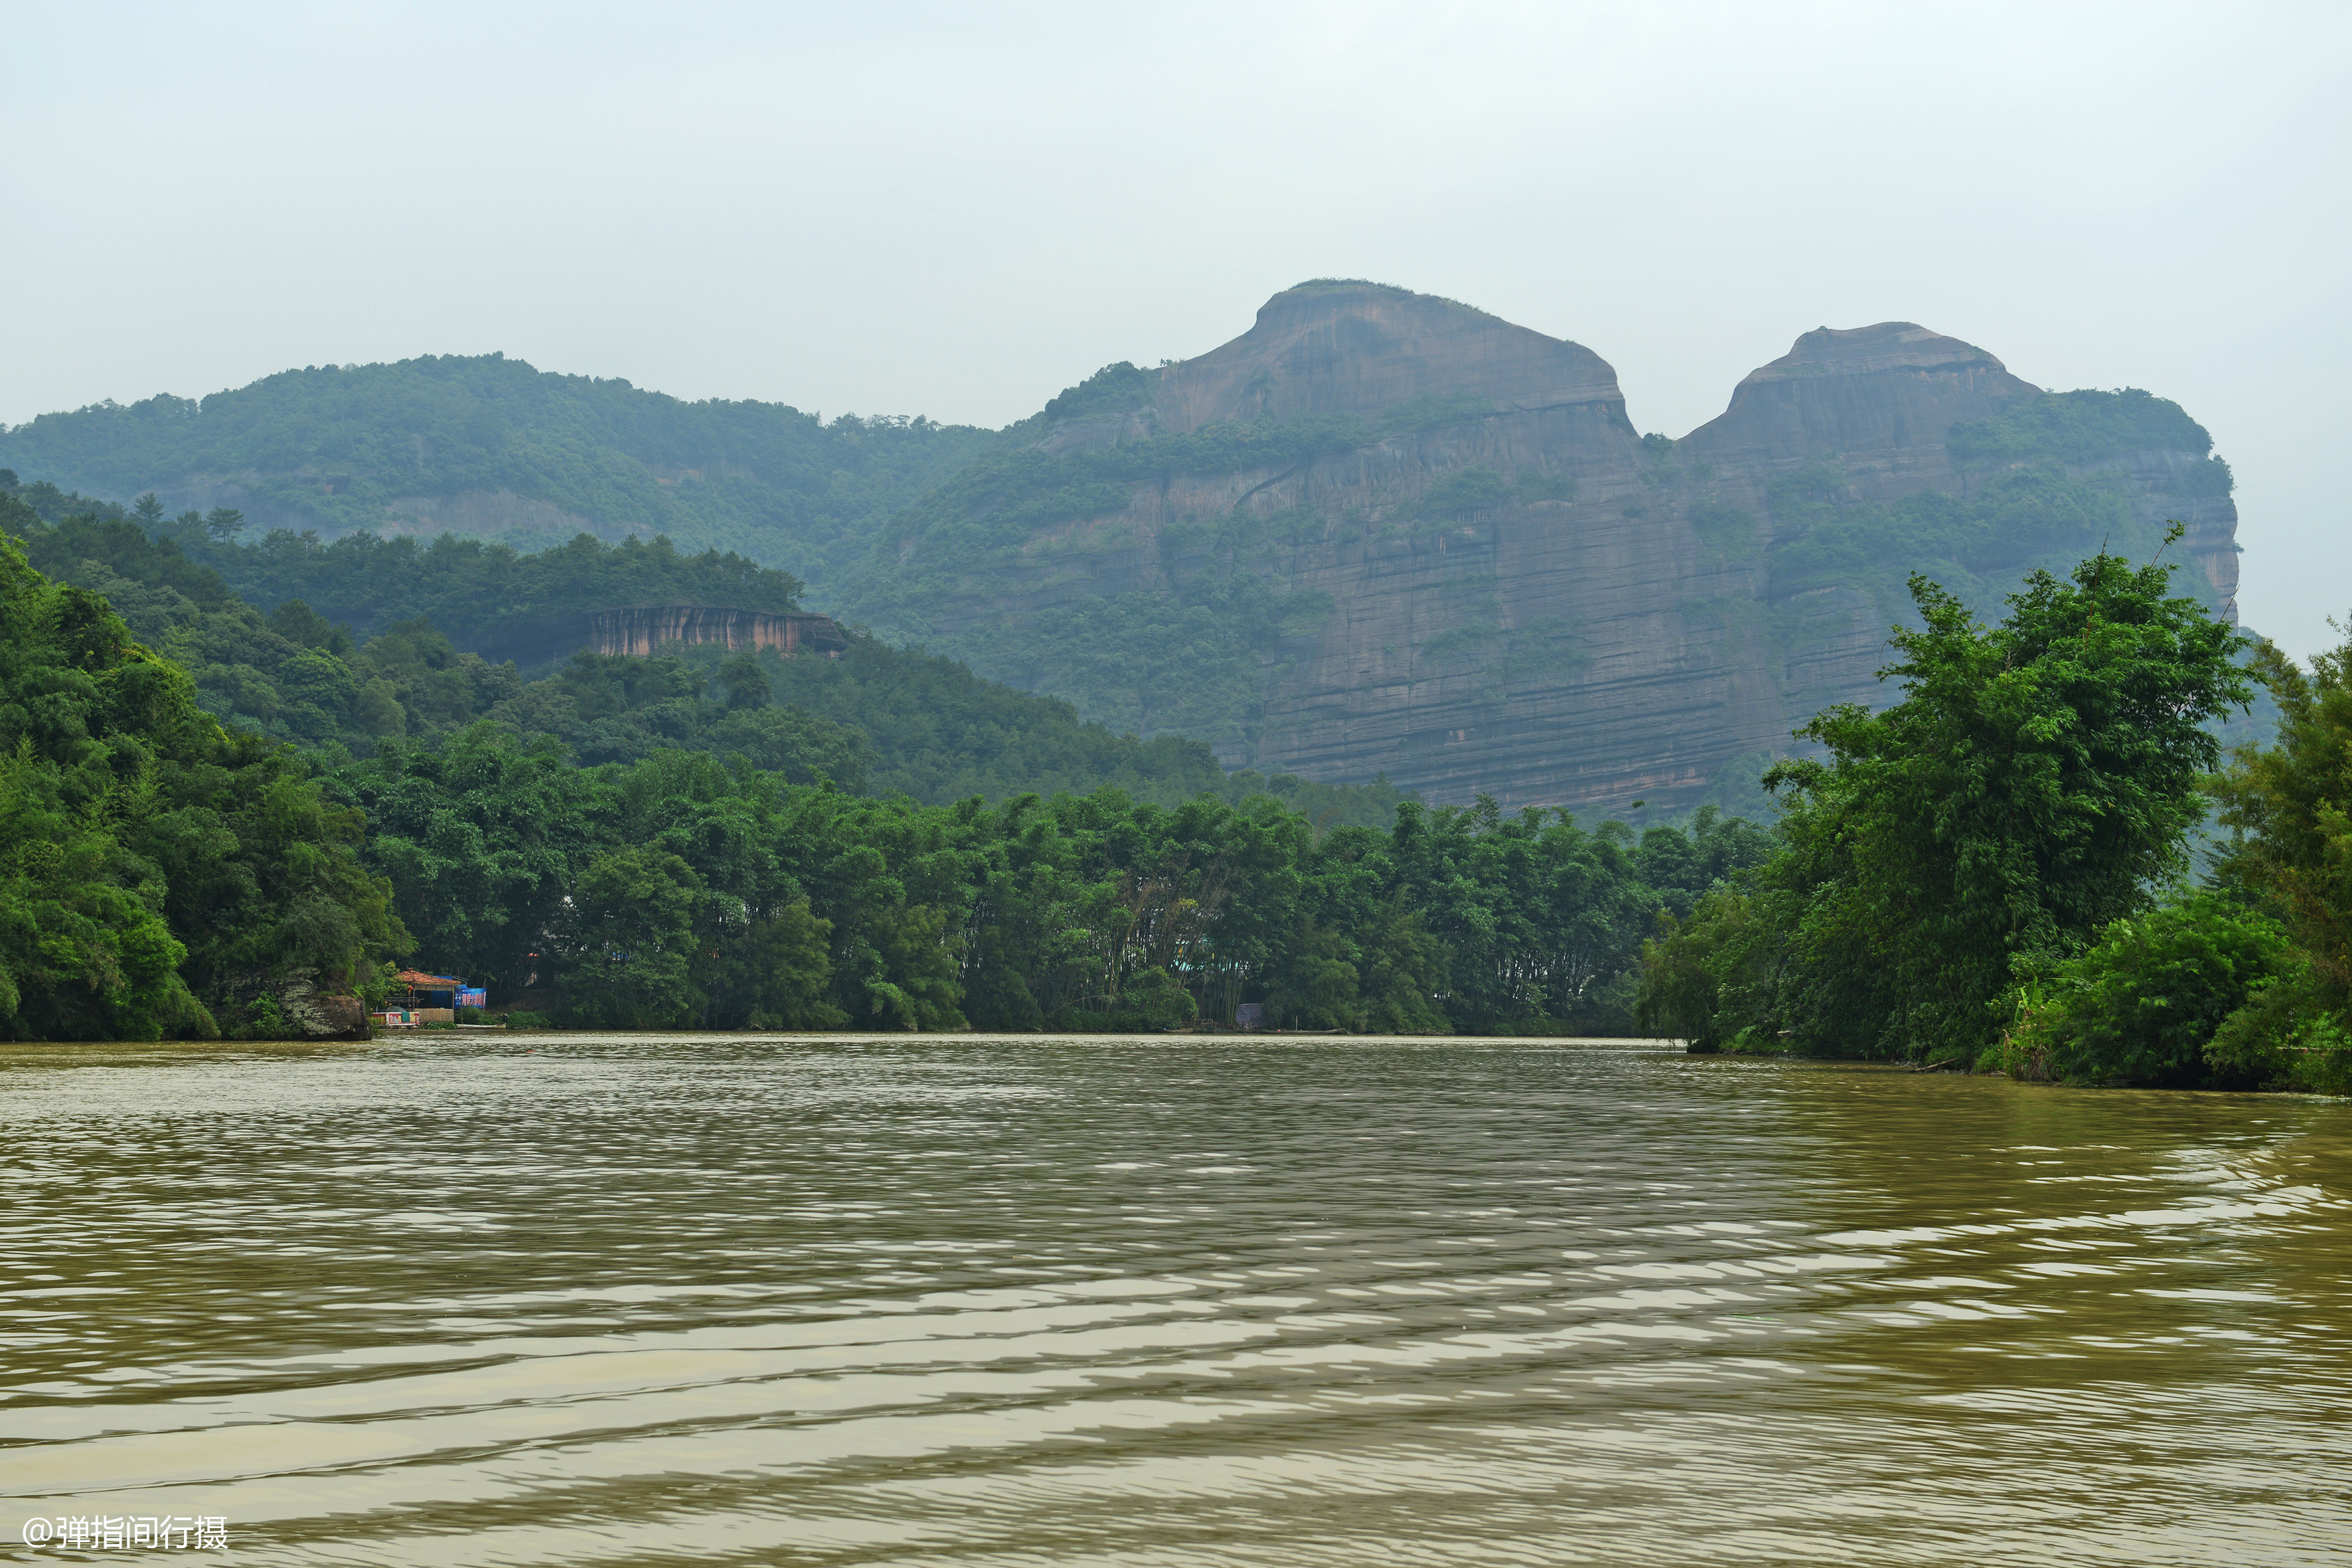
left=1681, top=319, right=2041, bottom=463
left=1740, top=321, right=2012, bottom=386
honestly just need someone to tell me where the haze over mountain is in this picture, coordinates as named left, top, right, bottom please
left=0, top=282, right=2242, bottom=811
left=9, top=6, right=2337, bottom=662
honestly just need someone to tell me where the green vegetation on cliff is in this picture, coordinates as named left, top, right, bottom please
left=836, top=372, right=1505, bottom=750
left=844, top=371, right=2242, bottom=774
left=1765, top=389, right=2234, bottom=633
left=1947, top=387, right=2231, bottom=480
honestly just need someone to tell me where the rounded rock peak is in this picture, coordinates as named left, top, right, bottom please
left=1255, top=277, right=1500, bottom=326
left=1682, top=321, right=2040, bottom=461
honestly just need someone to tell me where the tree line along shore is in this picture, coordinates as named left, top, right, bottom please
left=3, top=481, right=2345, bottom=1090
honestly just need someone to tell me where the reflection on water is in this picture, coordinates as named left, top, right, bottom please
left=1, top=1035, right=2346, bottom=1565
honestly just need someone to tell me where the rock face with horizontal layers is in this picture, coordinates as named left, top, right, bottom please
left=469, top=605, right=851, bottom=670
left=860, top=281, right=2240, bottom=813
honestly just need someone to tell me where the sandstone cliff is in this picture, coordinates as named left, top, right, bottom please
left=848, top=282, right=2240, bottom=813
left=471, top=604, right=851, bottom=668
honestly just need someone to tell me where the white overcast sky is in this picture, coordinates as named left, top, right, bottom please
left=5, top=2, right=2347, bottom=652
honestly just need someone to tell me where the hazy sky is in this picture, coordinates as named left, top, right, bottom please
left=6, top=3, right=2347, bottom=651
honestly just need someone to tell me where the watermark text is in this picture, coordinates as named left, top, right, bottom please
left=19, top=1514, right=228, bottom=1551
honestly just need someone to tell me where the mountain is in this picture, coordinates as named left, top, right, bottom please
left=837, top=283, right=2240, bottom=812
left=1, top=285, right=2244, bottom=813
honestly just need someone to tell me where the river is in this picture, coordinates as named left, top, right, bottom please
left=2, top=1034, right=2345, bottom=1565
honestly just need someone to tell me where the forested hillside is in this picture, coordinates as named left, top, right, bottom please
left=0, top=524, right=1765, bottom=1040
left=10, top=474, right=808, bottom=633
left=0, top=354, right=992, bottom=580
left=0, top=479, right=1413, bottom=824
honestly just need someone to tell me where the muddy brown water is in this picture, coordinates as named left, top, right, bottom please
left=2, top=1034, right=2347, bottom=1565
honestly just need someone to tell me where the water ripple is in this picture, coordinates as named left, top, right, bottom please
left=1, top=1036, right=2345, bottom=1565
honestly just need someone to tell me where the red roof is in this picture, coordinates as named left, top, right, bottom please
left=393, top=970, right=460, bottom=986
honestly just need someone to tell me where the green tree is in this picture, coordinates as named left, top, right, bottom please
left=557, top=846, right=704, bottom=1027
left=0, top=532, right=402, bottom=1038
left=336, top=724, right=589, bottom=989
left=1356, top=903, right=1451, bottom=1033
left=1267, top=920, right=1360, bottom=1029
left=2196, top=620, right=2352, bottom=1093
left=1636, top=888, right=1780, bottom=1050
left=1663, top=542, right=2253, bottom=1063
left=718, top=901, right=844, bottom=1030
left=2208, top=627, right=2352, bottom=1016
left=718, top=648, right=771, bottom=711
left=0, top=743, right=202, bottom=1040
left=1117, top=965, right=1200, bottom=1030
left=862, top=904, right=966, bottom=1030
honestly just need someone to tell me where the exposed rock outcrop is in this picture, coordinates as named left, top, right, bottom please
left=868, top=283, right=2240, bottom=813
left=582, top=605, right=849, bottom=659
left=224, top=969, right=370, bottom=1040
left=467, top=604, right=850, bottom=669
left=1680, top=322, right=2033, bottom=472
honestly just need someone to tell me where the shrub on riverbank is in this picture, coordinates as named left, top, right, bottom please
left=1990, top=895, right=2294, bottom=1087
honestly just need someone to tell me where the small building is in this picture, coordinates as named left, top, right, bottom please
left=388, top=969, right=464, bottom=1024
